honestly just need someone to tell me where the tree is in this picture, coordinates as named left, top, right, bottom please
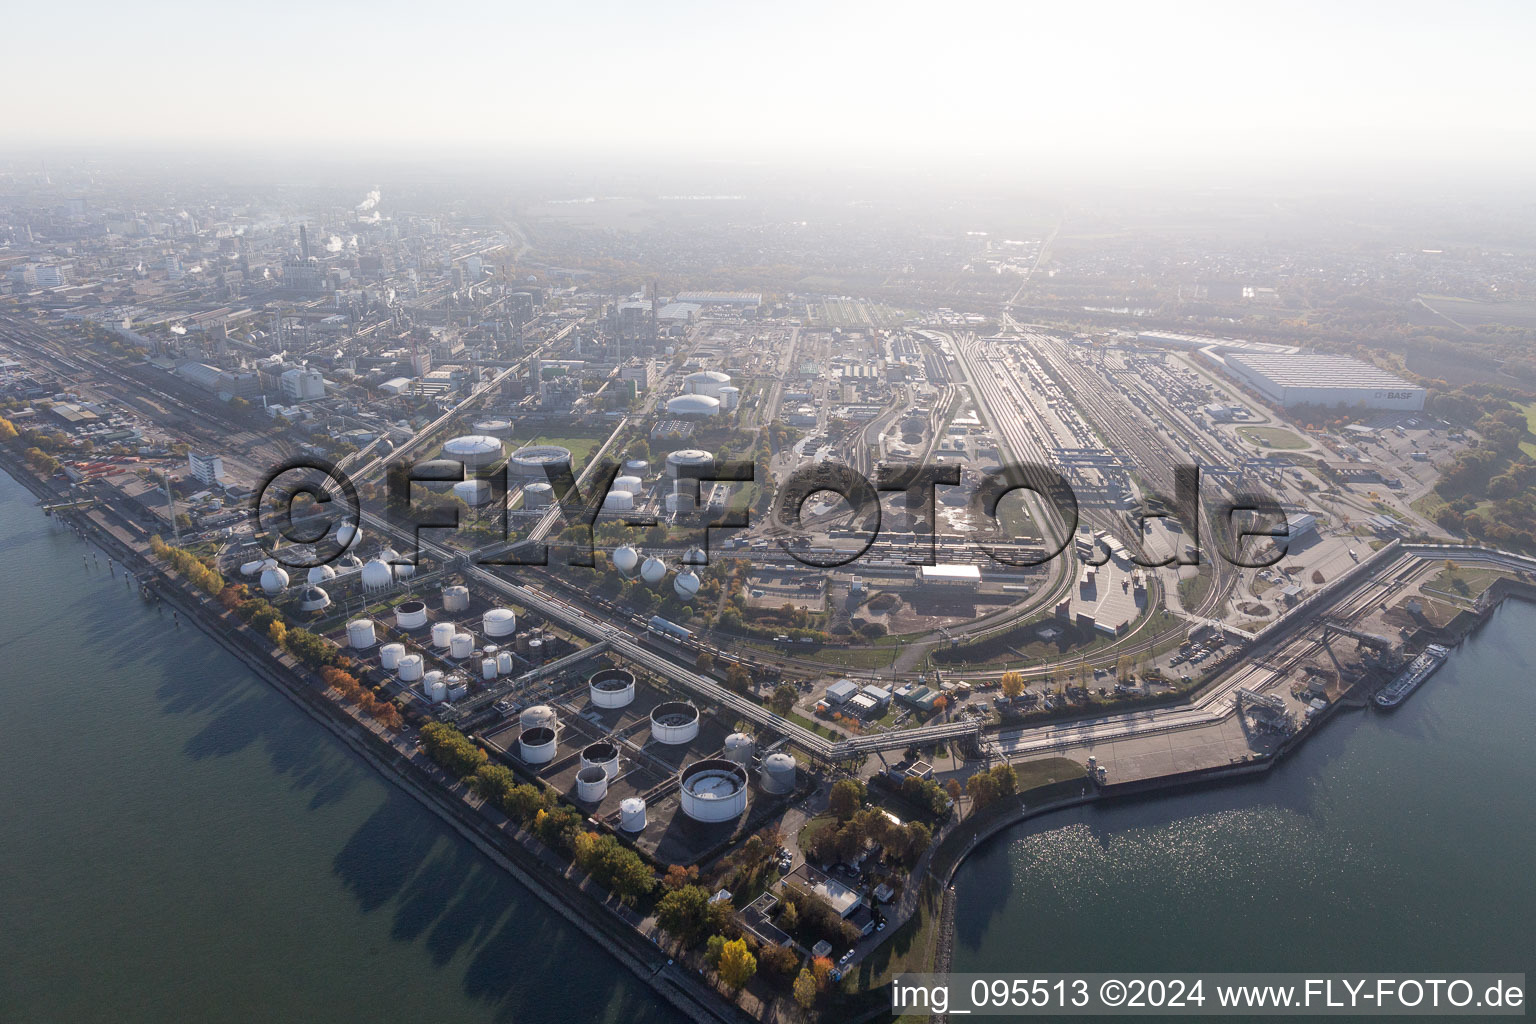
left=810, top=956, right=835, bottom=990
left=828, top=778, right=863, bottom=821
left=770, top=684, right=798, bottom=715
left=794, top=968, right=819, bottom=1009
left=704, top=934, right=727, bottom=970
left=717, top=938, right=757, bottom=991
left=656, top=885, right=712, bottom=945
left=695, top=651, right=715, bottom=675
left=1000, top=670, right=1025, bottom=698
left=268, top=620, right=287, bottom=648
left=663, top=864, right=699, bottom=890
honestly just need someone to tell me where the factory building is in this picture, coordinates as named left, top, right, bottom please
left=1223, top=354, right=1425, bottom=411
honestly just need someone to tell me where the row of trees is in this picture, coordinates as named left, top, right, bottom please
left=965, top=763, right=1020, bottom=811
left=150, top=536, right=225, bottom=597
left=804, top=807, right=931, bottom=869
left=319, top=666, right=403, bottom=730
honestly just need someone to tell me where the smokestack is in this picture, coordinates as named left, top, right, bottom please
left=299, top=224, right=311, bottom=261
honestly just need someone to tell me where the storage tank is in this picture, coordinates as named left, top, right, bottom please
left=640, top=556, right=667, bottom=585
left=612, top=545, right=641, bottom=577
left=431, top=622, right=456, bottom=649
left=718, top=386, right=740, bottom=411
left=395, top=601, right=428, bottom=630
left=394, top=560, right=416, bottom=580
left=397, top=654, right=424, bottom=682
left=580, top=741, right=621, bottom=780
left=527, top=638, right=544, bottom=663
left=361, top=558, right=393, bottom=590
left=482, top=608, right=517, bottom=637
left=575, top=765, right=609, bottom=803
left=650, top=701, right=700, bottom=745
left=508, top=444, right=573, bottom=482
left=760, top=752, right=797, bottom=795
left=379, top=643, right=405, bottom=670
left=472, top=418, right=514, bottom=438
left=522, top=482, right=556, bottom=509
left=601, top=490, right=635, bottom=513
left=665, top=449, right=715, bottom=479
left=481, top=657, right=498, bottom=680
left=453, top=479, right=494, bottom=507
left=446, top=674, right=469, bottom=701
left=520, top=704, right=558, bottom=732
left=307, top=564, right=336, bottom=586
left=442, top=585, right=471, bottom=613
left=666, top=394, right=720, bottom=418
left=260, top=565, right=289, bottom=595
left=683, top=370, right=731, bottom=398
left=673, top=570, right=701, bottom=600
left=680, top=759, right=749, bottom=823
left=519, top=726, right=557, bottom=765
left=239, top=559, right=264, bottom=577
left=442, top=434, right=505, bottom=470
left=346, top=618, right=377, bottom=649
left=664, top=491, right=694, bottom=513
left=495, top=651, right=513, bottom=675
left=613, top=474, right=644, bottom=496
left=589, top=667, right=636, bottom=708
left=424, top=671, right=448, bottom=703
left=297, top=586, right=331, bottom=612
left=450, top=633, right=474, bottom=660
left=623, top=459, right=650, bottom=478
left=723, top=732, right=754, bottom=766
left=619, top=797, right=647, bottom=832
left=335, top=523, right=359, bottom=550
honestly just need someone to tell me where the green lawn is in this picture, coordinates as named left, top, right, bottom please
left=1519, top=402, right=1536, bottom=459
left=1238, top=426, right=1308, bottom=450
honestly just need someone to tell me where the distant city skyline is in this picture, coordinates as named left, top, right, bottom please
left=5, top=0, right=1535, bottom=179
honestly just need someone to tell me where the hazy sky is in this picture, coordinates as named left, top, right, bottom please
left=6, top=0, right=1534, bottom=177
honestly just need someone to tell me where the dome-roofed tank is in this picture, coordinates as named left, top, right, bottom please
left=612, top=475, right=644, bottom=496
left=519, top=726, right=557, bottom=764
left=612, top=545, right=640, bottom=575
left=481, top=657, right=498, bottom=680
left=589, top=667, right=636, bottom=709
left=307, top=564, right=336, bottom=586
left=666, top=449, right=715, bottom=478
left=379, top=643, right=405, bottom=670
left=453, top=479, right=494, bottom=507
left=496, top=651, right=513, bottom=675
left=240, top=559, right=264, bottom=577
left=431, top=622, right=456, bottom=649
left=520, top=704, right=558, bottom=732
left=442, top=585, right=470, bottom=613
left=575, top=765, right=609, bottom=802
left=346, top=618, right=377, bottom=649
left=297, top=586, right=331, bottom=612
left=260, top=565, right=290, bottom=595
left=680, top=759, right=749, bottom=823
left=760, top=752, right=798, bottom=795
left=723, top=732, right=754, bottom=765
left=640, top=556, right=667, bottom=585
left=441, top=434, right=505, bottom=470
left=424, top=671, right=448, bottom=703
left=619, top=797, right=647, bottom=832
left=623, top=459, right=650, bottom=477
left=683, top=369, right=732, bottom=397
left=509, top=444, right=573, bottom=481
left=361, top=558, right=393, bottom=590
left=397, top=654, right=424, bottom=682
left=665, top=393, right=720, bottom=418
left=522, top=481, right=556, bottom=509
left=483, top=608, right=517, bottom=637
left=449, top=633, right=474, bottom=660
left=601, top=490, right=635, bottom=512
left=673, top=570, right=701, bottom=600
left=395, top=601, right=428, bottom=630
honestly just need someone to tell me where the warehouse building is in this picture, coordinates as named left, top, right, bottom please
left=1223, top=354, right=1425, bottom=411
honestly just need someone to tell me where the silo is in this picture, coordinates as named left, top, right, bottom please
left=442, top=585, right=470, bottom=613
left=650, top=701, right=700, bottom=745
left=481, top=657, right=498, bottom=681
left=589, top=668, right=637, bottom=709
left=520, top=704, right=558, bottom=732
left=760, top=752, right=797, bottom=795
left=379, top=643, right=405, bottom=670
left=680, top=759, right=749, bottom=823
left=395, top=601, right=428, bottom=630
left=496, top=651, right=513, bottom=675
left=449, top=633, right=474, bottom=660
left=718, top=385, right=740, bottom=412
left=619, top=797, right=647, bottom=832
left=398, top=654, right=424, bottom=683
left=424, top=672, right=448, bottom=703
left=527, top=638, right=544, bottom=663
left=575, top=765, right=609, bottom=803
left=724, top=732, right=755, bottom=766
left=519, top=727, right=557, bottom=765
left=483, top=608, right=517, bottom=637
left=431, top=622, right=456, bottom=649
left=580, top=741, right=621, bottom=780
left=346, top=619, right=377, bottom=649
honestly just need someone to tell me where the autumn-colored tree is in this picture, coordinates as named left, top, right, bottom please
left=1000, top=670, right=1025, bottom=698
left=810, top=956, right=835, bottom=990
left=716, top=938, right=757, bottom=991
left=663, top=864, right=699, bottom=890
left=268, top=620, right=287, bottom=648
left=794, top=968, right=818, bottom=1009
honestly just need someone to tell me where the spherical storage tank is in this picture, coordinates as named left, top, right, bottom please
left=519, top=727, right=557, bottom=765
left=395, top=601, right=428, bottom=630
left=575, top=765, right=609, bottom=803
left=346, top=618, right=377, bottom=649
left=666, top=394, right=720, bottom=418
left=666, top=449, right=715, bottom=479
left=589, top=668, right=636, bottom=709
left=673, top=570, right=701, bottom=600
left=441, top=434, right=505, bottom=470
left=431, top=622, right=456, bottom=649
left=619, top=797, right=647, bottom=832
left=483, top=608, right=517, bottom=637
left=520, top=704, right=558, bottom=732
left=508, top=444, right=572, bottom=482
left=723, top=732, right=754, bottom=766
left=760, top=752, right=797, bottom=795
left=379, top=643, right=405, bottom=670
left=650, top=701, right=700, bottom=745
left=260, top=565, right=289, bottom=595
left=240, top=559, right=264, bottom=577
left=297, top=586, right=331, bottom=612
left=612, top=545, right=640, bottom=575
left=453, top=479, right=494, bottom=507
left=680, top=759, right=749, bottom=823
left=640, top=556, right=667, bottom=585
left=601, top=490, right=635, bottom=512
left=683, top=369, right=732, bottom=398
left=394, top=559, right=415, bottom=580
left=442, top=585, right=470, bottom=613
left=581, top=741, right=621, bottom=780
left=307, top=564, right=336, bottom=586
left=522, top=482, right=555, bottom=509
left=397, top=654, right=424, bottom=683
left=361, top=558, right=393, bottom=591
left=450, top=633, right=475, bottom=660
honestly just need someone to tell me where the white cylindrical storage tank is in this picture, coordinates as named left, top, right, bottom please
left=442, top=434, right=505, bottom=470
left=519, top=726, right=557, bottom=765
left=718, top=385, right=740, bottom=411
left=379, top=643, right=405, bottom=670
left=307, top=564, right=336, bottom=586
left=666, top=394, right=720, bottom=418
left=674, top=570, right=701, bottom=600
left=395, top=601, right=428, bottom=630
left=522, top=482, right=555, bottom=509
left=613, top=474, right=644, bottom=496
left=589, top=668, right=637, bottom=709
left=619, top=797, right=647, bottom=832
left=612, top=545, right=640, bottom=575
left=424, top=671, right=447, bottom=703
left=361, top=558, right=393, bottom=590
left=347, top=618, right=378, bottom=649
left=623, top=459, right=650, bottom=477
left=472, top=418, right=514, bottom=438
left=575, top=765, right=609, bottom=803
left=665, top=491, right=694, bottom=514
left=581, top=741, right=621, bottom=780
left=397, top=654, right=424, bottom=683
left=450, top=632, right=474, bottom=659
left=665, top=449, right=715, bottom=479
left=453, top=479, right=494, bottom=507
left=683, top=370, right=731, bottom=398
left=527, top=638, right=544, bottom=662
left=481, top=657, right=498, bottom=681
left=680, top=759, right=749, bottom=823
left=260, top=565, right=289, bottom=595
left=446, top=674, right=469, bottom=701
left=650, top=701, right=700, bottom=745
left=760, top=752, right=797, bottom=795
left=431, top=622, right=456, bottom=649
left=723, top=732, right=754, bottom=766
left=508, top=444, right=573, bottom=482
left=601, top=490, right=635, bottom=512
left=442, top=585, right=470, bottom=613
left=496, top=651, right=513, bottom=675
left=640, top=556, right=667, bottom=585
left=482, top=608, right=517, bottom=637
left=520, top=704, right=558, bottom=732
